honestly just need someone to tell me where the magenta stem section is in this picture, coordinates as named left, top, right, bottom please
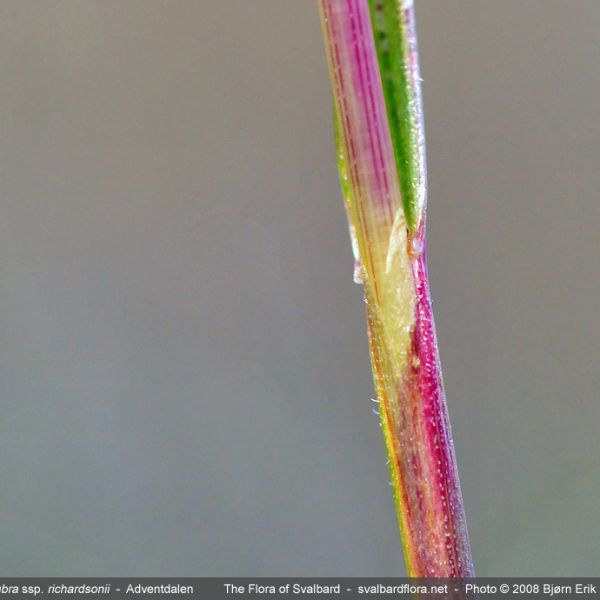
left=404, top=237, right=474, bottom=576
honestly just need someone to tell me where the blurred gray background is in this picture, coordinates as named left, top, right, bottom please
left=0, top=0, right=598, bottom=576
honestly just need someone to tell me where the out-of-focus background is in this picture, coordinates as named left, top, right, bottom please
left=1, top=0, right=599, bottom=576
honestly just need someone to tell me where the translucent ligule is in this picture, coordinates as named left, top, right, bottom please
left=319, top=0, right=474, bottom=576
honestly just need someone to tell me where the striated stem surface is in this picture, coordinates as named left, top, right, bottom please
left=319, top=0, right=474, bottom=576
